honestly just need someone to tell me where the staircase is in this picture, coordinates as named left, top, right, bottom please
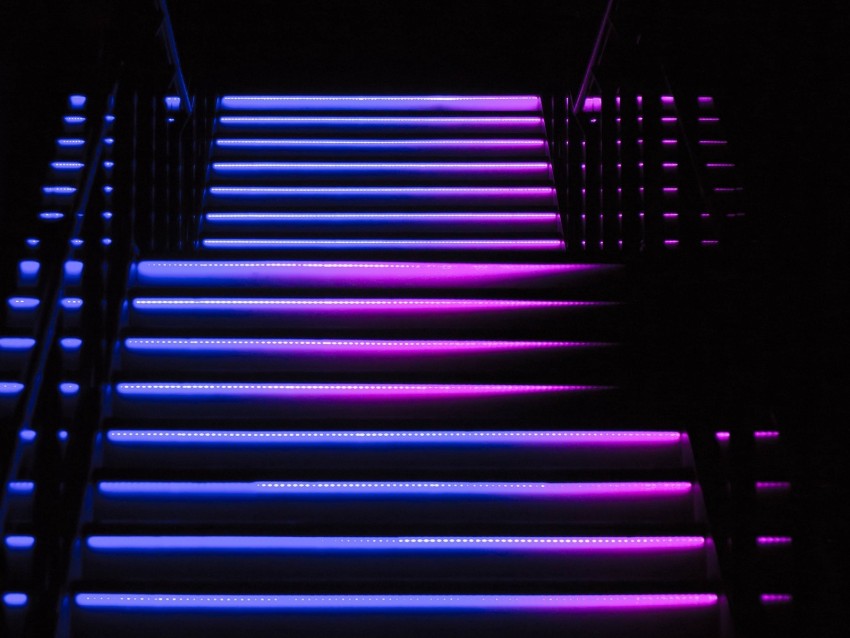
left=40, top=95, right=728, bottom=636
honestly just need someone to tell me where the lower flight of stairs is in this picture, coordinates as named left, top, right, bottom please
left=56, top=95, right=729, bottom=637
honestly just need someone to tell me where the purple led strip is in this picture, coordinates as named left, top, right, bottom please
left=97, top=481, right=691, bottom=496
left=219, top=95, right=542, bottom=111
left=202, top=239, right=564, bottom=250
left=132, top=298, right=603, bottom=309
left=208, top=186, right=555, bottom=196
left=218, top=116, right=543, bottom=125
left=204, top=212, right=558, bottom=221
left=212, top=162, right=550, bottom=172
left=75, top=593, right=717, bottom=609
left=754, top=431, right=780, bottom=439
left=115, top=383, right=607, bottom=396
left=760, top=594, right=792, bottom=605
left=755, top=482, right=790, bottom=491
left=106, top=430, right=681, bottom=445
left=123, top=338, right=606, bottom=352
left=215, top=138, right=545, bottom=148
left=86, top=536, right=705, bottom=551
left=756, top=537, right=791, bottom=546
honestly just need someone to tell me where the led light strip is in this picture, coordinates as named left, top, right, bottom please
left=212, top=162, right=550, bottom=171
left=204, top=212, right=558, bottom=220
left=106, top=430, right=681, bottom=444
left=202, top=239, right=564, bottom=249
left=208, top=186, right=555, bottom=195
left=97, top=481, right=691, bottom=495
left=137, top=260, right=586, bottom=270
left=215, top=138, right=545, bottom=147
left=74, top=593, right=716, bottom=609
left=85, top=536, right=705, bottom=551
left=218, top=116, right=543, bottom=124
left=114, top=383, right=605, bottom=394
left=123, top=338, right=602, bottom=349
left=131, top=298, right=601, bottom=308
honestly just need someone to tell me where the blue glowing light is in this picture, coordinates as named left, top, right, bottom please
left=60, top=338, right=83, bottom=350
left=19, top=429, right=36, bottom=442
left=164, top=96, right=181, bottom=111
left=51, top=161, right=84, bottom=170
left=5, top=536, right=35, bottom=549
left=39, top=212, right=64, bottom=220
left=8, top=297, right=39, bottom=309
left=26, top=238, right=40, bottom=247
left=59, top=382, right=80, bottom=395
left=19, top=260, right=40, bottom=277
left=0, top=383, right=25, bottom=396
left=57, top=138, right=85, bottom=147
left=3, top=593, right=28, bottom=607
left=1, top=337, right=36, bottom=350
left=60, top=298, right=82, bottom=309
left=70, top=238, right=83, bottom=247
left=65, top=261, right=83, bottom=277
left=64, top=116, right=86, bottom=124
left=43, top=186, right=77, bottom=195
left=74, top=593, right=716, bottom=609
left=69, top=95, right=86, bottom=109
left=103, top=161, right=115, bottom=169
left=7, top=481, right=34, bottom=493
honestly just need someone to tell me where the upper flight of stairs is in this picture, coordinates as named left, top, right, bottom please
left=13, top=95, right=728, bottom=637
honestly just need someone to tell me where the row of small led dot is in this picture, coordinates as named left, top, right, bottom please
left=715, top=429, right=792, bottom=607
left=696, top=96, right=743, bottom=228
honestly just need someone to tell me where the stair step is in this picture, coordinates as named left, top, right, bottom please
left=109, top=382, right=614, bottom=420
left=69, top=592, right=723, bottom=638
left=212, top=138, right=547, bottom=160
left=79, top=535, right=710, bottom=584
left=198, top=238, right=565, bottom=256
left=209, top=161, right=552, bottom=183
left=114, top=337, right=616, bottom=377
left=100, top=429, right=688, bottom=472
left=90, top=480, right=697, bottom=527
left=217, top=115, right=546, bottom=136
left=219, top=95, right=543, bottom=112
left=200, top=212, right=562, bottom=237
left=125, top=297, right=620, bottom=339
left=205, top=185, right=557, bottom=209
left=131, top=261, right=616, bottom=291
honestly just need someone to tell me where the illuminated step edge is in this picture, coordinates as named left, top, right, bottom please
left=106, top=430, right=681, bottom=445
left=74, top=593, right=717, bottom=609
left=123, top=338, right=608, bottom=352
left=134, top=261, right=604, bottom=285
left=219, top=95, right=542, bottom=111
left=208, top=186, right=554, bottom=196
left=3, top=593, right=28, bottom=607
left=211, top=162, right=550, bottom=172
left=202, top=239, right=565, bottom=250
left=85, top=536, right=705, bottom=551
left=96, top=481, right=692, bottom=496
left=215, top=139, right=546, bottom=148
left=114, top=383, right=608, bottom=397
left=131, top=299, right=604, bottom=309
left=204, top=212, right=559, bottom=221
left=218, top=116, right=544, bottom=126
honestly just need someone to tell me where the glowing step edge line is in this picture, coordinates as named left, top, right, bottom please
left=131, top=298, right=605, bottom=308
left=218, top=116, right=544, bottom=125
left=75, top=593, right=717, bottom=609
left=85, top=536, right=705, bottom=551
left=114, top=383, right=608, bottom=395
left=215, top=139, right=545, bottom=147
left=202, top=239, right=564, bottom=249
left=212, top=162, right=550, bottom=171
left=97, top=481, right=691, bottom=495
left=207, top=186, right=555, bottom=195
left=205, top=212, right=559, bottom=220
left=122, top=338, right=607, bottom=350
left=106, top=430, right=680, bottom=444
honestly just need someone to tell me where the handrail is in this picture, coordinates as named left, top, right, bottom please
left=0, top=84, right=118, bottom=525
left=573, top=0, right=617, bottom=118
left=154, top=0, right=193, bottom=116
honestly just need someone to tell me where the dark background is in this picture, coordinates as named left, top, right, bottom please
left=1, top=1, right=847, bottom=635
